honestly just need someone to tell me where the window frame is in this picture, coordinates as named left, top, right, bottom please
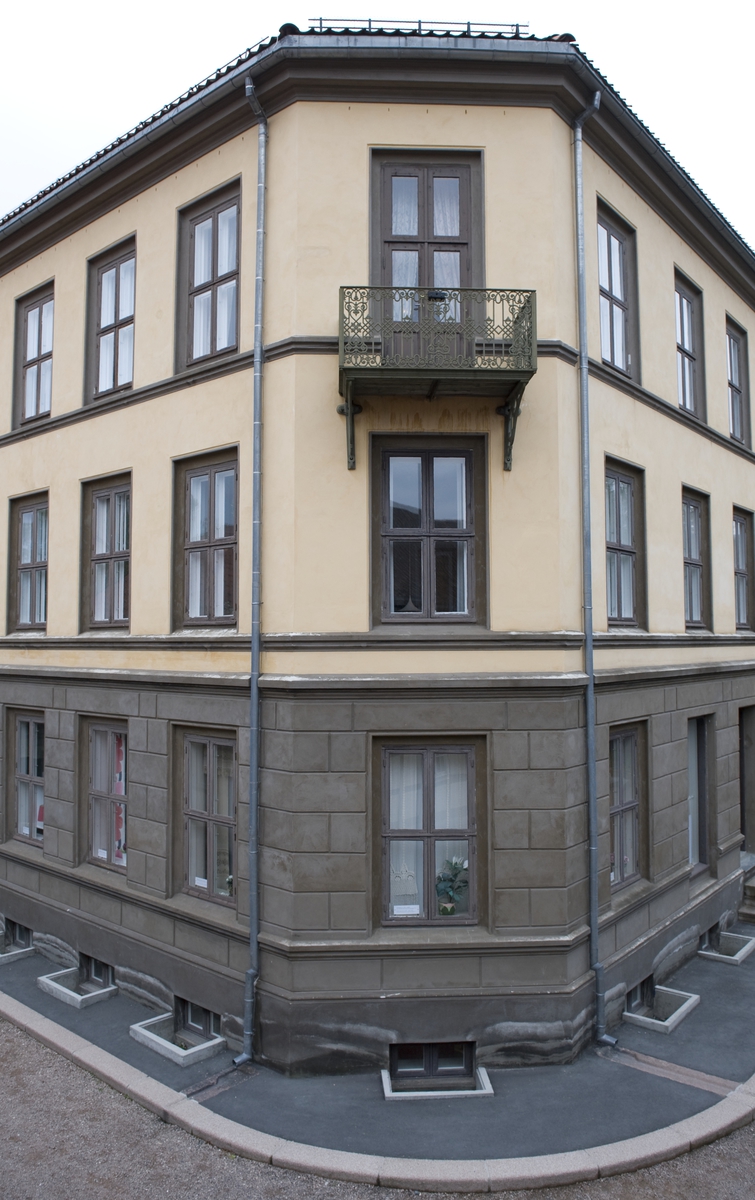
left=14, top=713, right=45, bottom=845
left=682, top=488, right=711, bottom=630
left=88, top=724, right=128, bottom=873
left=8, top=493, right=49, bottom=633
left=182, top=733, right=237, bottom=907
left=608, top=726, right=641, bottom=890
left=604, top=459, right=646, bottom=629
left=81, top=477, right=131, bottom=630
left=85, top=241, right=136, bottom=403
left=675, top=272, right=706, bottom=420
left=183, top=459, right=238, bottom=628
left=733, top=508, right=754, bottom=631
left=597, top=205, right=639, bottom=380
left=175, top=183, right=241, bottom=373
left=14, top=284, right=54, bottom=427
left=726, top=319, right=750, bottom=447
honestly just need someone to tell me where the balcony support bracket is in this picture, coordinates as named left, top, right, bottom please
left=337, top=379, right=363, bottom=470
left=497, top=381, right=526, bottom=471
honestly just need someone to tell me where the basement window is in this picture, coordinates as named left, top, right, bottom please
left=6, top=921, right=33, bottom=949
left=81, top=956, right=114, bottom=990
left=389, top=1042, right=475, bottom=1091
left=175, top=1000, right=221, bottom=1047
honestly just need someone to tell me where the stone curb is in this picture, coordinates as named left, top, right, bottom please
left=2, top=989, right=755, bottom=1193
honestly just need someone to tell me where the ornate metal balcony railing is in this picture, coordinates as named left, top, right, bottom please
left=337, top=286, right=537, bottom=470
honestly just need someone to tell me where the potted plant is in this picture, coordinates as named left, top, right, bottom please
left=435, top=856, right=469, bottom=916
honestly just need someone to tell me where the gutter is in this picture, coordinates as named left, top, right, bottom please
left=573, top=89, right=617, bottom=1048
left=235, top=77, right=267, bottom=1067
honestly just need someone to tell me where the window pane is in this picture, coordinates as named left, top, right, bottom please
left=606, top=550, right=618, bottom=618
left=686, top=562, right=703, bottom=622
left=100, top=268, right=117, bottom=327
left=213, top=546, right=234, bottom=617
left=19, top=571, right=32, bottom=623
left=113, top=559, right=129, bottom=621
left=389, top=457, right=422, bottom=528
left=95, top=495, right=111, bottom=554
left=434, top=754, right=467, bottom=829
left=612, top=303, right=625, bottom=370
left=622, top=807, right=638, bottom=878
left=392, top=176, right=418, bottom=236
left=618, top=481, right=632, bottom=546
left=114, top=491, right=129, bottom=553
left=217, top=206, right=237, bottom=276
left=92, top=796, right=109, bottom=859
left=24, top=364, right=38, bottom=417
left=112, top=733, right=126, bottom=795
left=389, top=754, right=423, bottom=830
left=619, top=553, right=634, bottom=619
left=35, top=568, right=46, bottom=625
left=40, top=300, right=54, bottom=355
left=192, top=291, right=212, bottom=358
left=390, top=541, right=423, bottom=613
left=33, top=722, right=44, bottom=778
left=188, top=550, right=206, bottom=618
left=18, top=721, right=30, bottom=775
left=189, top=476, right=209, bottom=541
left=599, top=295, right=612, bottom=362
left=734, top=519, right=747, bottom=570
left=213, top=824, right=233, bottom=897
left=214, top=469, right=235, bottom=538
left=32, top=784, right=44, bottom=840
left=610, top=235, right=623, bottom=301
left=117, top=324, right=134, bottom=386
left=433, top=251, right=460, bottom=289
left=20, top=511, right=34, bottom=564
left=39, top=359, right=52, bottom=413
left=729, top=334, right=740, bottom=386
left=97, top=331, right=115, bottom=391
left=736, top=574, right=748, bottom=625
left=688, top=505, right=701, bottom=559
left=92, top=729, right=109, bottom=793
left=605, top=477, right=617, bottom=544
left=189, top=819, right=208, bottom=888
left=610, top=811, right=618, bottom=884
left=214, top=744, right=234, bottom=817
left=434, top=839, right=469, bottom=916
left=389, top=840, right=424, bottom=917
left=36, top=508, right=48, bottom=562
left=216, top=279, right=237, bottom=350
left=187, top=741, right=208, bottom=811
left=94, top=560, right=108, bottom=621
left=434, top=540, right=467, bottom=614
left=17, top=780, right=30, bottom=837
left=112, top=801, right=127, bottom=866
left=392, top=250, right=419, bottom=288
left=26, top=306, right=39, bottom=361
left=683, top=356, right=694, bottom=409
left=433, top=177, right=460, bottom=237
left=597, top=224, right=609, bottom=291
left=675, top=290, right=682, bottom=345
left=433, top=457, right=465, bottom=529
left=119, top=258, right=135, bottom=320
left=731, top=387, right=743, bottom=440
left=194, top=217, right=213, bottom=286
left=681, top=296, right=693, bottom=350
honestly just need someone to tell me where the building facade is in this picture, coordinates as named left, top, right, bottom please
left=1, top=24, right=754, bottom=1074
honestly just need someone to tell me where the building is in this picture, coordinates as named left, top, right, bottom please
left=1, top=22, right=754, bottom=1078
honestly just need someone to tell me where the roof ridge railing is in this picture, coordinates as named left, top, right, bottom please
left=308, top=18, right=530, bottom=35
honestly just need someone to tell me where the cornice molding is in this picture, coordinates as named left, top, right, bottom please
left=262, top=629, right=583, bottom=652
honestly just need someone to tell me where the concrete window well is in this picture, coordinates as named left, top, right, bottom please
left=622, top=976, right=700, bottom=1034
left=698, top=924, right=755, bottom=966
left=130, top=999, right=226, bottom=1067
left=381, top=1041, right=494, bottom=1100
left=37, top=956, right=118, bottom=1009
left=0, top=920, right=35, bottom=963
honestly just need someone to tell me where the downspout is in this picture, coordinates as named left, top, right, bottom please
left=573, top=91, right=617, bottom=1047
left=235, top=77, right=267, bottom=1066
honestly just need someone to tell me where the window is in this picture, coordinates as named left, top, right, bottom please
left=173, top=454, right=238, bottom=628
left=605, top=461, right=645, bottom=626
left=175, top=999, right=221, bottom=1044
left=374, top=439, right=486, bottom=624
left=183, top=736, right=235, bottom=903
left=89, top=726, right=127, bottom=870
left=17, top=290, right=54, bottom=422
left=15, top=715, right=44, bottom=843
left=675, top=274, right=704, bottom=417
left=9, top=496, right=48, bottom=631
left=733, top=509, right=753, bottom=630
left=688, top=717, right=708, bottom=867
left=176, top=187, right=239, bottom=370
left=609, top=729, right=640, bottom=888
left=682, top=490, right=710, bottom=628
left=89, top=481, right=130, bottom=627
left=597, top=210, right=637, bottom=376
left=727, top=322, right=750, bottom=445
left=95, top=249, right=135, bottom=396
left=382, top=746, right=475, bottom=924
left=389, top=1043, right=475, bottom=1091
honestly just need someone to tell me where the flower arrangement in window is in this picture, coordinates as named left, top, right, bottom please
left=435, top=855, right=469, bottom=916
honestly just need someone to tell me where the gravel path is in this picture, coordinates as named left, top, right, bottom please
left=1, top=1018, right=753, bottom=1200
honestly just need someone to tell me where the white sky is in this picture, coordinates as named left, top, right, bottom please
left=2, top=0, right=754, bottom=248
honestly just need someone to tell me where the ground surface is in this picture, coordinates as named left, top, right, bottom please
left=2, top=1019, right=755, bottom=1200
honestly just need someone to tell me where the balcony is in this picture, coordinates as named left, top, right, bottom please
left=338, top=286, right=537, bottom=469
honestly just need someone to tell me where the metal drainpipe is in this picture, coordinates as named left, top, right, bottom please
left=573, top=90, right=617, bottom=1048
left=235, top=77, right=267, bottom=1066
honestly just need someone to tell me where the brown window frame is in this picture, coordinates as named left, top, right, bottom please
left=176, top=183, right=240, bottom=372
left=88, top=724, right=128, bottom=873
left=182, top=734, right=236, bottom=907
left=675, top=272, right=706, bottom=420
left=597, top=206, right=639, bottom=380
left=609, top=726, right=642, bottom=890
left=372, top=436, right=487, bottom=627
left=605, top=459, right=646, bottom=628
left=85, top=241, right=136, bottom=403
left=172, top=450, right=239, bottom=630
left=381, top=744, right=477, bottom=927
left=14, top=713, right=45, bottom=845
left=81, top=476, right=131, bottom=630
left=682, top=488, right=711, bottom=630
left=733, top=508, right=754, bottom=631
left=727, top=320, right=750, bottom=446
left=8, top=494, right=48, bottom=633
left=14, top=285, right=54, bottom=427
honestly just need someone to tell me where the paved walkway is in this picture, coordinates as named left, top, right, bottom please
left=2, top=927, right=755, bottom=1190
